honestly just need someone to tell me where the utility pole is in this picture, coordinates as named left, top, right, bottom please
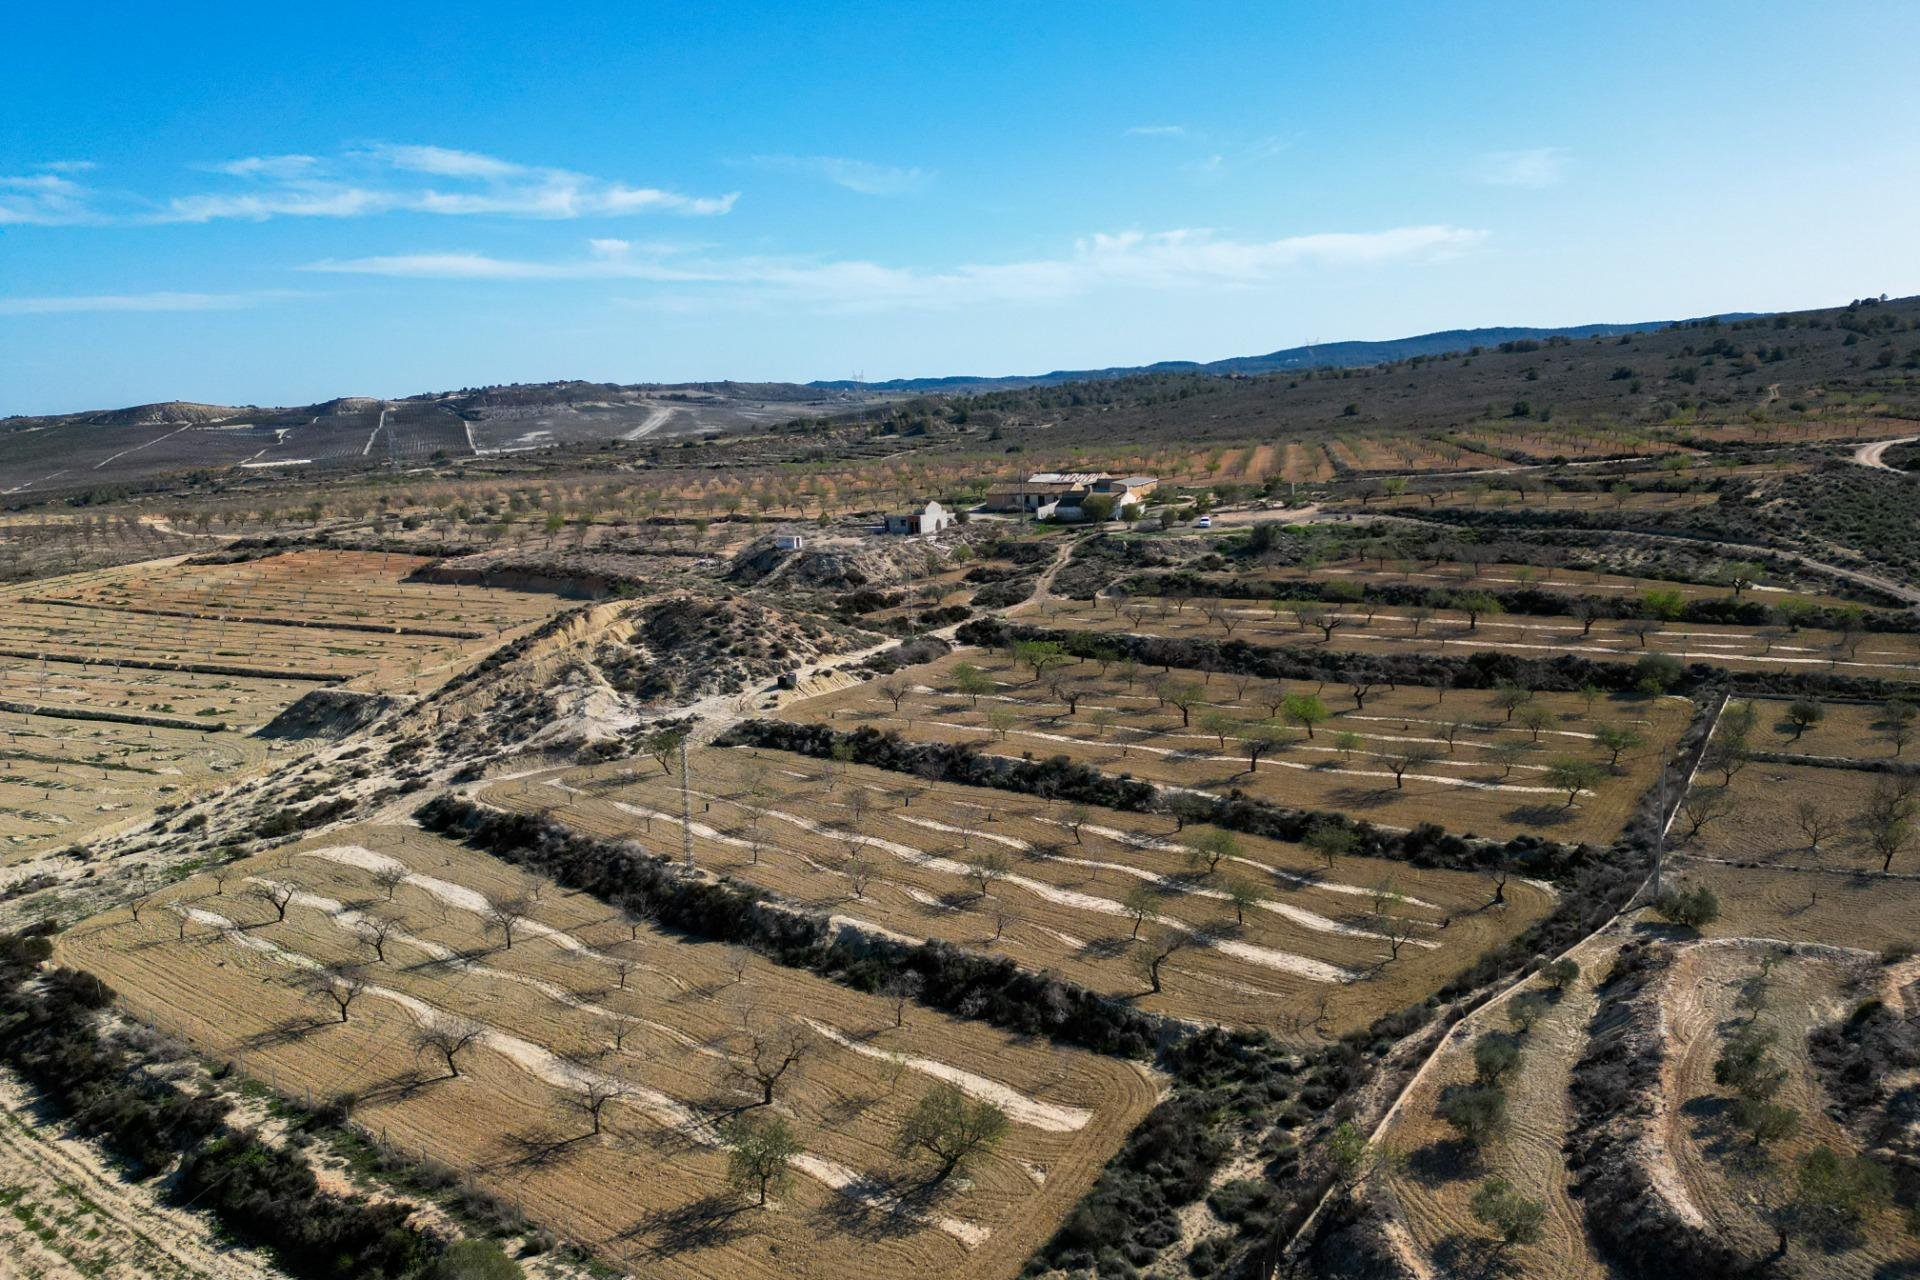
left=1651, top=751, right=1671, bottom=902
left=679, top=734, right=694, bottom=865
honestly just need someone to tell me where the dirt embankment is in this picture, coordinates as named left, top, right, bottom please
left=256, top=689, right=399, bottom=740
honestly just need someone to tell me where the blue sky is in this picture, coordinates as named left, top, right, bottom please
left=3, top=1, right=1916, bottom=414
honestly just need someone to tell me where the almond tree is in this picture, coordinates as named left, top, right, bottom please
left=372, top=864, right=409, bottom=901
left=725, top=1113, right=800, bottom=1207
left=562, top=1069, right=629, bottom=1137
left=733, top=1018, right=808, bottom=1106
left=483, top=892, right=533, bottom=949
left=966, top=849, right=1011, bottom=899
left=356, top=912, right=401, bottom=964
left=1133, top=929, right=1186, bottom=994
left=250, top=879, right=298, bottom=923
left=1792, top=800, right=1841, bottom=855
left=898, top=1083, right=1009, bottom=1186
left=1122, top=881, right=1159, bottom=939
left=304, top=963, right=367, bottom=1023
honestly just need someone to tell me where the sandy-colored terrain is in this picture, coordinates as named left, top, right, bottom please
left=1043, top=592, right=1920, bottom=685
left=783, top=650, right=1690, bottom=845
left=1378, top=936, right=1622, bottom=1280
left=480, top=748, right=1551, bottom=1036
left=57, top=824, right=1158, bottom=1280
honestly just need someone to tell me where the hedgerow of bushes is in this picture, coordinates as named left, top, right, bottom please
left=414, top=795, right=1159, bottom=1058
left=0, top=926, right=439, bottom=1279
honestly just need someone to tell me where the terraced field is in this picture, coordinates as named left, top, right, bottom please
left=1246, top=559, right=1865, bottom=611
left=1045, top=594, right=1920, bottom=682
left=1669, top=694, right=1920, bottom=948
left=0, top=550, right=572, bottom=861
left=1377, top=935, right=1620, bottom=1280
left=480, top=749, right=1552, bottom=1036
left=58, top=824, right=1158, bottom=1280
left=0, top=713, right=276, bottom=862
left=782, top=650, right=1691, bottom=845
left=1660, top=943, right=1915, bottom=1275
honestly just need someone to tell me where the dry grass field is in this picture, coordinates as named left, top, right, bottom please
left=1256, top=559, right=1863, bottom=611
left=1722, top=696, right=1920, bottom=762
left=1677, top=863, right=1920, bottom=953
left=0, top=548, right=568, bottom=702
left=1042, top=594, right=1920, bottom=683
left=0, top=713, right=276, bottom=863
left=478, top=749, right=1551, bottom=1036
left=1377, top=935, right=1621, bottom=1280
left=57, top=823, right=1158, bottom=1280
left=783, top=650, right=1690, bottom=845
left=1659, top=943, right=1915, bottom=1275
left=1675, top=760, right=1904, bottom=873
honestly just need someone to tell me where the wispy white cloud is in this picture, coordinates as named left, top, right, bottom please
left=0, top=174, right=99, bottom=226
left=2, top=145, right=736, bottom=226
left=206, top=154, right=321, bottom=179
left=745, top=154, right=931, bottom=196
left=38, top=160, right=96, bottom=174
left=366, top=144, right=523, bottom=179
left=307, top=223, right=1486, bottom=311
left=1474, top=147, right=1569, bottom=189
left=1126, top=125, right=1187, bottom=137
left=158, top=144, right=738, bottom=222
left=0, top=290, right=300, bottom=315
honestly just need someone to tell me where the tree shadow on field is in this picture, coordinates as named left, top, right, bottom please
left=1432, top=1232, right=1526, bottom=1279
left=623, top=1194, right=754, bottom=1257
left=810, top=1167, right=952, bottom=1243
left=1323, top=785, right=1398, bottom=812
left=495, top=1123, right=591, bottom=1172
left=237, top=1015, right=330, bottom=1051
left=354, top=1066, right=439, bottom=1108
left=1076, top=934, right=1134, bottom=961
left=1402, top=1136, right=1480, bottom=1187
left=1504, top=803, right=1576, bottom=830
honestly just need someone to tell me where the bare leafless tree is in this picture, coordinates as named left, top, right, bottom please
left=883, top=972, right=922, bottom=1028
left=250, top=880, right=298, bottom=923
left=304, top=962, right=368, bottom=1023
left=372, top=864, right=409, bottom=901
left=356, top=913, right=401, bottom=964
left=413, top=1013, right=486, bottom=1078
left=732, top=1017, right=809, bottom=1106
left=483, top=892, right=533, bottom=949
left=566, top=1070, right=630, bottom=1136
left=608, top=1010, right=644, bottom=1052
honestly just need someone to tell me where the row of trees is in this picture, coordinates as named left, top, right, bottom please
left=934, top=649, right=1621, bottom=812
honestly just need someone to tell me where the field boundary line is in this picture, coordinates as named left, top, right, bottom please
left=1269, top=688, right=1725, bottom=1275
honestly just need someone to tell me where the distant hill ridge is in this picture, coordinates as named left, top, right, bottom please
left=806, top=317, right=1760, bottom=393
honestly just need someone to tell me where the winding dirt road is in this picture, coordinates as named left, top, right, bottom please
left=1853, top=433, right=1919, bottom=471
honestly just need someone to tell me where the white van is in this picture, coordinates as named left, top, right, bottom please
left=1194, top=515, right=1213, bottom=529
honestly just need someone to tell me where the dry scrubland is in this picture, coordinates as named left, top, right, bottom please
left=1042, top=594, right=1920, bottom=683
left=1660, top=943, right=1914, bottom=1274
left=58, top=824, right=1156, bottom=1280
left=481, top=748, right=1551, bottom=1036
left=784, top=649, right=1690, bottom=845
left=0, top=1070, right=285, bottom=1280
